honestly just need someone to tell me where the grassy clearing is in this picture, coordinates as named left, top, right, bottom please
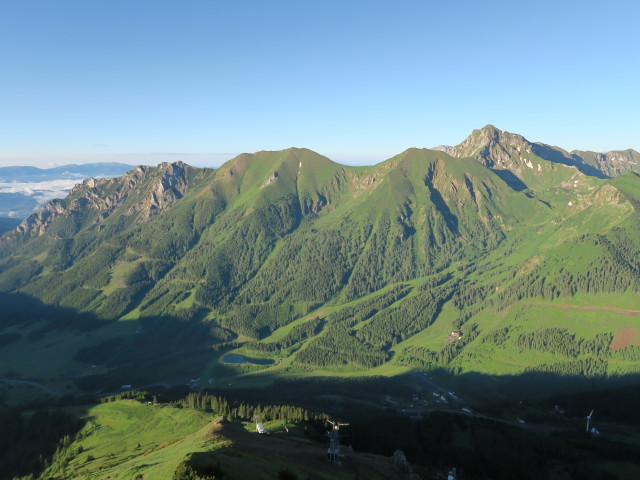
left=102, top=258, right=145, bottom=296
left=174, top=289, right=196, bottom=309
left=453, top=295, right=640, bottom=376
left=391, top=302, right=460, bottom=354
left=45, top=400, right=222, bottom=480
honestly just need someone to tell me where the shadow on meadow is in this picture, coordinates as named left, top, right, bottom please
left=3, top=291, right=640, bottom=479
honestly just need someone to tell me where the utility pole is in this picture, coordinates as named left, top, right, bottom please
left=327, top=420, right=349, bottom=463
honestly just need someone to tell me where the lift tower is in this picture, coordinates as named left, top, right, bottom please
left=327, top=420, right=349, bottom=463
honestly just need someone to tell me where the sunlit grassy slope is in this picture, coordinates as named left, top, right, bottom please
left=39, top=400, right=409, bottom=480
left=44, top=401, right=219, bottom=480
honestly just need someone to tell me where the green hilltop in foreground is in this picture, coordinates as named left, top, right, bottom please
left=0, top=125, right=639, bottom=396
left=32, top=399, right=409, bottom=480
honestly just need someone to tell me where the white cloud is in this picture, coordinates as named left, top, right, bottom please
left=0, top=180, right=81, bottom=218
left=0, top=179, right=81, bottom=195
left=32, top=191, right=71, bottom=203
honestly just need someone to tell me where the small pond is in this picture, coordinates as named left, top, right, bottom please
left=223, top=354, right=274, bottom=365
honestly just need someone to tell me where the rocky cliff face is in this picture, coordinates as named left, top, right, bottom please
left=448, top=125, right=639, bottom=180
left=431, top=145, right=453, bottom=153
left=13, top=162, right=193, bottom=239
left=15, top=199, right=69, bottom=236
left=571, top=149, right=640, bottom=178
left=447, top=125, right=548, bottom=190
left=128, top=161, right=191, bottom=221
left=449, top=125, right=534, bottom=167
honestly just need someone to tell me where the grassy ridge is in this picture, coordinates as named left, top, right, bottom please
left=44, top=401, right=219, bottom=480
left=35, top=400, right=408, bottom=480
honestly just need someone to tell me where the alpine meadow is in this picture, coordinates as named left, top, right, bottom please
left=2, top=125, right=640, bottom=480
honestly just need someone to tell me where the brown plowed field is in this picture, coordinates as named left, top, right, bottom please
left=610, top=328, right=640, bottom=351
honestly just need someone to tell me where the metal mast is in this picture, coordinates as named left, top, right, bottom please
left=327, top=420, right=349, bottom=463
left=586, top=410, right=594, bottom=433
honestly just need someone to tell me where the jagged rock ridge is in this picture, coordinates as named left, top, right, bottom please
left=448, top=124, right=640, bottom=180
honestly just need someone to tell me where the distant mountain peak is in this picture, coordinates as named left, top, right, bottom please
left=448, top=125, right=534, bottom=174
left=431, top=145, right=453, bottom=153
left=432, top=125, right=526, bottom=159
left=157, top=160, right=189, bottom=170
left=446, top=125, right=639, bottom=180
left=479, top=123, right=501, bottom=136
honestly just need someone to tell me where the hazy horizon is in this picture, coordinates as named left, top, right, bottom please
left=2, top=1, right=639, bottom=168
left=2, top=126, right=638, bottom=170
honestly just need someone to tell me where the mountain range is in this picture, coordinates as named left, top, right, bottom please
left=0, top=162, right=134, bottom=220
left=1, top=125, right=639, bottom=400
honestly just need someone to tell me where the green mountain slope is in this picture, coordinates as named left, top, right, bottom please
left=1, top=130, right=639, bottom=399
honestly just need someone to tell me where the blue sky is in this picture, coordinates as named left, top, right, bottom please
left=1, top=0, right=638, bottom=167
